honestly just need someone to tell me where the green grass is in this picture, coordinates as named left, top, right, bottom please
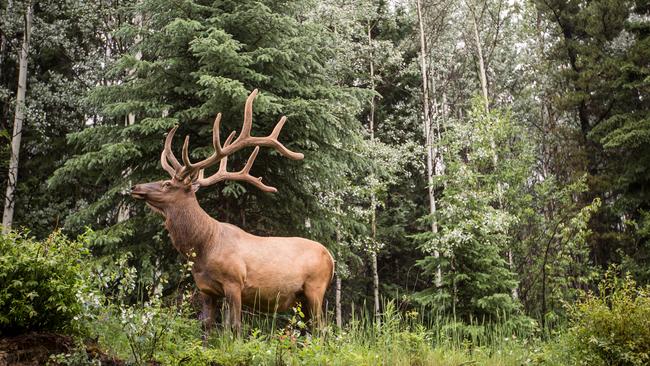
left=83, top=300, right=537, bottom=366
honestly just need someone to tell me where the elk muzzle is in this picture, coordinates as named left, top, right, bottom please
left=130, top=182, right=160, bottom=200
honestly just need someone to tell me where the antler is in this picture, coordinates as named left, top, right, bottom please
left=161, top=126, right=182, bottom=177
left=160, top=89, right=304, bottom=191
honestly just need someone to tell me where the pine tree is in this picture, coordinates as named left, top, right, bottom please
left=587, top=2, right=650, bottom=282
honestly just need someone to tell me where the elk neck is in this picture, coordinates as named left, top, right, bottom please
left=163, top=195, right=221, bottom=257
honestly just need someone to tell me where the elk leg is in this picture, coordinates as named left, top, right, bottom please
left=304, top=283, right=326, bottom=331
left=223, top=301, right=231, bottom=329
left=224, top=286, right=242, bottom=337
left=200, top=292, right=217, bottom=344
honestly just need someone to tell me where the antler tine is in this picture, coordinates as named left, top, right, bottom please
left=212, top=113, right=225, bottom=156
left=196, top=146, right=278, bottom=193
left=161, top=126, right=181, bottom=178
left=181, top=135, right=193, bottom=169
left=218, top=91, right=304, bottom=160
left=262, top=115, right=304, bottom=160
left=240, top=88, right=258, bottom=139
left=224, top=115, right=304, bottom=160
left=217, top=131, right=237, bottom=173
left=241, top=146, right=260, bottom=174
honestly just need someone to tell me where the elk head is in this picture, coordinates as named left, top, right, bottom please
left=130, top=89, right=304, bottom=214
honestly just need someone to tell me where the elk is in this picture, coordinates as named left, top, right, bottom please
left=130, top=89, right=334, bottom=335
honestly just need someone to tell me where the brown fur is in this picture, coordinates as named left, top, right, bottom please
left=131, top=179, right=334, bottom=335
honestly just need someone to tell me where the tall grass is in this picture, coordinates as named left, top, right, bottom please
left=86, top=297, right=536, bottom=365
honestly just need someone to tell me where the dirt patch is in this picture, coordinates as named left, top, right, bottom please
left=0, top=332, right=123, bottom=366
left=0, top=332, right=74, bottom=366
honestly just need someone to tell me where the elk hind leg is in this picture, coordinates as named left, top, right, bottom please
left=224, top=285, right=243, bottom=337
left=303, top=282, right=327, bottom=331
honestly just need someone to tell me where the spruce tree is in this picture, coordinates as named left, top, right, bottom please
left=49, top=0, right=365, bottom=286
left=535, top=0, right=650, bottom=282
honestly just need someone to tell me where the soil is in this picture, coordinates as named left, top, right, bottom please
left=0, top=332, right=124, bottom=366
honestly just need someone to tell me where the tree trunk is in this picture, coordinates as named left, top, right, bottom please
left=2, top=3, right=32, bottom=234
left=468, top=2, right=518, bottom=299
left=416, top=0, right=441, bottom=287
left=367, top=21, right=381, bottom=323
left=470, top=9, right=489, bottom=113
left=371, top=250, right=380, bottom=319
left=335, top=230, right=342, bottom=329
left=335, top=271, right=342, bottom=329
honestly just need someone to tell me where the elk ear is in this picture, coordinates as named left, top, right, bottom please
left=191, top=182, right=200, bottom=193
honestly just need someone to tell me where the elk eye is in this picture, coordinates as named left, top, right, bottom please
left=162, top=181, right=171, bottom=189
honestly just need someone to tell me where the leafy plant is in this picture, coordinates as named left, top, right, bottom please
left=0, top=230, right=90, bottom=335
left=83, top=253, right=199, bottom=365
left=536, top=268, right=650, bottom=365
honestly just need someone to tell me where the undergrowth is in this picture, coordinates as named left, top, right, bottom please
left=79, top=299, right=535, bottom=365
left=0, top=230, right=638, bottom=365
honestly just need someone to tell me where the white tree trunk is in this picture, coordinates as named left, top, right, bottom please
left=416, top=0, right=441, bottom=287
left=468, top=4, right=518, bottom=299
left=470, top=10, right=490, bottom=113
left=2, top=3, right=32, bottom=234
left=335, top=229, right=342, bottom=329
left=335, top=271, right=342, bottom=329
left=367, top=22, right=381, bottom=323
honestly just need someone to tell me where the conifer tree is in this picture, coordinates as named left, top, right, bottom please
left=415, top=102, right=530, bottom=323
left=535, top=0, right=650, bottom=281
left=49, top=0, right=365, bottom=284
left=1, top=0, right=107, bottom=237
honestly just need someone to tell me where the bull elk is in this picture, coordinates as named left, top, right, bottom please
left=130, top=89, right=334, bottom=335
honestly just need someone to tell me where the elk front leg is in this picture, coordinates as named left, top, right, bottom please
left=224, top=286, right=242, bottom=337
left=200, top=292, right=217, bottom=344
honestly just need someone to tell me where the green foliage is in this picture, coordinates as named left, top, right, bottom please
left=415, top=100, right=531, bottom=324
left=535, top=0, right=650, bottom=284
left=65, top=247, right=199, bottom=365
left=0, top=230, right=90, bottom=335
left=0, top=0, right=109, bottom=238
left=48, top=340, right=103, bottom=366
left=516, top=175, right=603, bottom=327
left=535, top=269, right=650, bottom=366
left=47, top=0, right=367, bottom=294
left=87, top=299, right=199, bottom=365
left=140, top=301, right=531, bottom=366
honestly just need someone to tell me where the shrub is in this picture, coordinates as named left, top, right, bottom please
left=570, top=271, right=650, bottom=365
left=536, top=269, right=650, bottom=365
left=0, top=230, right=90, bottom=334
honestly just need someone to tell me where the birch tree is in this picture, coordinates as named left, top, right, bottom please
left=465, top=0, right=519, bottom=298
left=2, top=2, right=32, bottom=233
left=416, top=0, right=443, bottom=288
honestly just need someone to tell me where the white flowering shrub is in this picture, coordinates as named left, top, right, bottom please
left=83, top=253, right=199, bottom=365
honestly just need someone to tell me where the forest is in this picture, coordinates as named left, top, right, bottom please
left=0, top=0, right=649, bottom=364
